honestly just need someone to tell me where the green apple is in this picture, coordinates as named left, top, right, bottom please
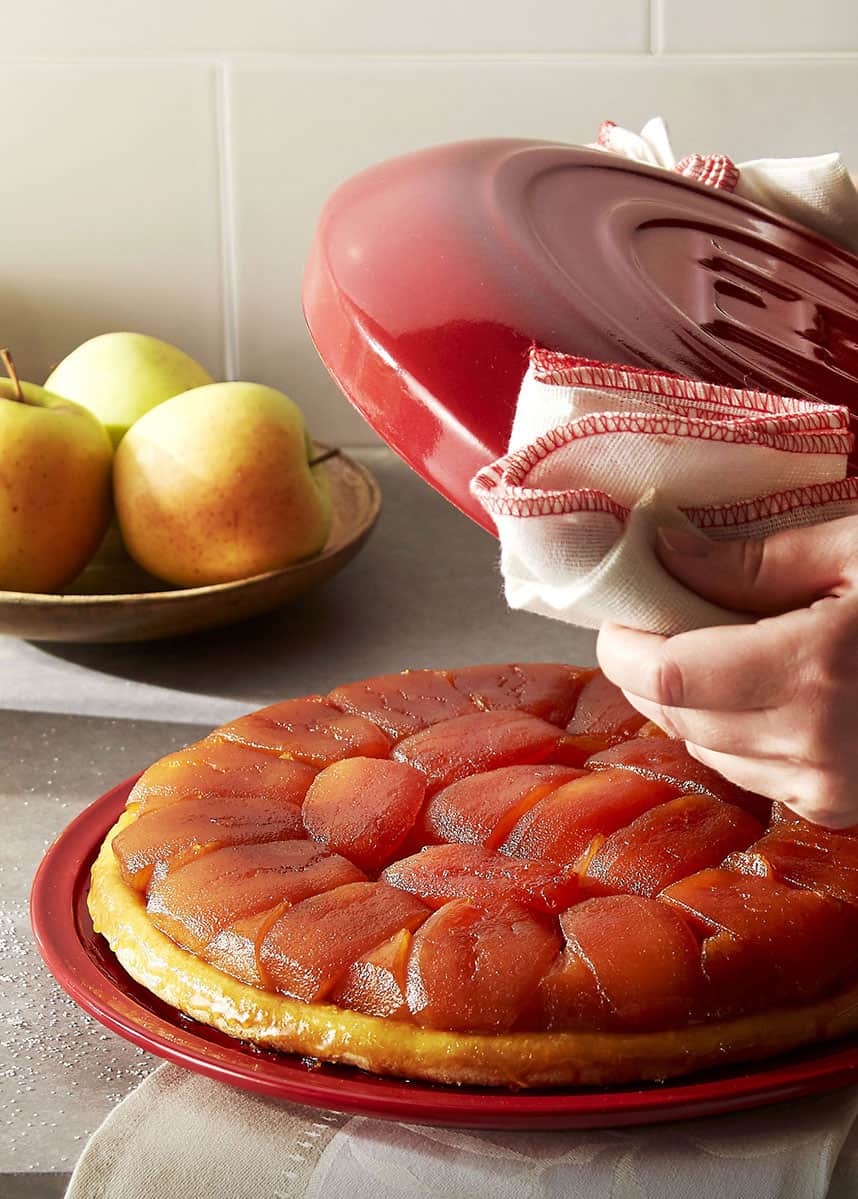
left=0, top=350, right=113, bottom=592
left=114, top=382, right=333, bottom=587
left=45, top=332, right=214, bottom=447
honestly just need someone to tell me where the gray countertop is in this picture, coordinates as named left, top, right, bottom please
left=1, top=448, right=597, bottom=1196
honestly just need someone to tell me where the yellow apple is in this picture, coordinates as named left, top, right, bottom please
left=114, top=382, right=333, bottom=586
left=45, top=332, right=214, bottom=447
left=0, top=351, right=113, bottom=592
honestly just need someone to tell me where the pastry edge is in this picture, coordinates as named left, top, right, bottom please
left=88, top=811, right=858, bottom=1089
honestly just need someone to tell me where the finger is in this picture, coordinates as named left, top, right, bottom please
left=684, top=742, right=857, bottom=830
left=619, top=690, right=788, bottom=758
left=656, top=516, right=858, bottom=615
left=597, top=613, right=810, bottom=712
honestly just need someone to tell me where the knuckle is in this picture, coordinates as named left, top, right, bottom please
left=793, top=604, right=858, bottom=720
left=652, top=705, right=684, bottom=740
left=790, top=773, right=853, bottom=829
left=798, top=703, right=835, bottom=763
left=652, top=649, right=687, bottom=708
left=738, top=538, right=767, bottom=601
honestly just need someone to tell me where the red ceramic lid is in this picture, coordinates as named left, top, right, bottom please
left=303, top=140, right=858, bottom=531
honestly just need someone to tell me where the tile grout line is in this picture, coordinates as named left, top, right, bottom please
left=649, top=0, right=663, bottom=55
left=215, top=59, right=240, bottom=382
left=1, top=50, right=858, bottom=65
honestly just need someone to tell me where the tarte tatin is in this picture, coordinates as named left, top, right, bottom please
left=89, top=664, right=858, bottom=1088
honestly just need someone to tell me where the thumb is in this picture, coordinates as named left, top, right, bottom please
left=655, top=516, right=858, bottom=614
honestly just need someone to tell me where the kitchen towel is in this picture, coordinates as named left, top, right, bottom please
left=593, top=116, right=858, bottom=255
left=65, top=1063, right=858, bottom=1199
left=471, top=349, right=858, bottom=635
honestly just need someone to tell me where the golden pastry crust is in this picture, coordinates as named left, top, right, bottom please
left=89, top=811, right=858, bottom=1089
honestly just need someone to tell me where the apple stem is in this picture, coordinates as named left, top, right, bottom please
left=309, top=447, right=341, bottom=467
left=0, top=348, right=25, bottom=402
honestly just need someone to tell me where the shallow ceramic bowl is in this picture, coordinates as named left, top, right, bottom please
left=0, top=448, right=380, bottom=643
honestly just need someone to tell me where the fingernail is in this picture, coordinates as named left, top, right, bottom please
left=656, top=526, right=713, bottom=558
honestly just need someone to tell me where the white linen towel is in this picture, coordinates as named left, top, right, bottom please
left=593, top=117, right=858, bottom=254
left=471, top=350, right=858, bottom=635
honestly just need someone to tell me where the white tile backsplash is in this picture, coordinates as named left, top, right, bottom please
left=659, top=0, right=858, bottom=53
left=2, top=0, right=648, bottom=55
left=0, top=3, right=857, bottom=443
left=1, top=63, right=224, bottom=388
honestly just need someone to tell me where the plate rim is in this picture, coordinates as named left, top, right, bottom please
left=30, top=778, right=858, bottom=1130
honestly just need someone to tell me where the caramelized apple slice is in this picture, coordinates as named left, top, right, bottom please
left=302, top=757, right=426, bottom=872
left=449, top=663, right=593, bottom=727
left=727, top=824, right=858, bottom=908
left=329, top=928, right=413, bottom=1019
left=393, top=710, right=563, bottom=793
left=129, top=737, right=318, bottom=814
left=552, top=673, right=647, bottom=765
left=146, top=840, right=365, bottom=953
left=533, top=895, right=702, bottom=1031
left=112, top=795, right=306, bottom=891
left=328, top=670, right=478, bottom=739
left=566, top=672, right=647, bottom=738
left=529, top=947, right=608, bottom=1031
left=216, top=697, right=391, bottom=765
left=381, top=843, right=582, bottom=913
left=500, top=768, right=676, bottom=865
left=406, top=898, right=561, bottom=1032
left=588, top=737, right=770, bottom=821
left=204, top=905, right=289, bottom=987
left=422, top=764, right=585, bottom=850
left=259, top=882, right=429, bottom=1001
left=661, top=868, right=858, bottom=1013
left=585, top=794, right=762, bottom=897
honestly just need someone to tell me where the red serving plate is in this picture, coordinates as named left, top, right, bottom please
left=303, top=140, right=858, bottom=532
left=31, top=776, right=858, bottom=1130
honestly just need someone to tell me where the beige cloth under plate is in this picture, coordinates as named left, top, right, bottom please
left=65, top=1064, right=858, bottom=1199
left=472, top=350, right=858, bottom=636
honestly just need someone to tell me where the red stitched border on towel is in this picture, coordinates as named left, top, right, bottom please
left=675, top=153, right=740, bottom=192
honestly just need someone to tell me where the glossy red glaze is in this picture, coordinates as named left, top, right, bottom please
left=30, top=778, right=858, bottom=1129
left=392, top=709, right=563, bottom=793
left=422, top=764, right=585, bottom=850
left=260, top=881, right=429, bottom=1002
left=499, top=768, right=676, bottom=865
left=661, top=869, right=858, bottom=1015
left=302, top=757, right=426, bottom=873
left=381, top=842, right=582, bottom=914
left=567, top=673, right=647, bottom=739
left=112, top=794, right=306, bottom=892
left=589, top=737, right=772, bottom=823
left=449, top=663, right=592, bottom=726
left=328, top=670, right=478, bottom=740
left=218, top=697, right=392, bottom=765
left=329, top=928, right=413, bottom=1020
left=146, top=840, right=365, bottom=955
left=129, top=739, right=318, bottom=815
left=304, top=140, right=858, bottom=530
left=538, top=895, right=702, bottom=1031
left=585, top=795, right=763, bottom=897
left=728, top=825, right=858, bottom=907
left=406, top=898, right=561, bottom=1032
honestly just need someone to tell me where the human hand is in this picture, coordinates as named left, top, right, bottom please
left=596, top=518, right=858, bottom=828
